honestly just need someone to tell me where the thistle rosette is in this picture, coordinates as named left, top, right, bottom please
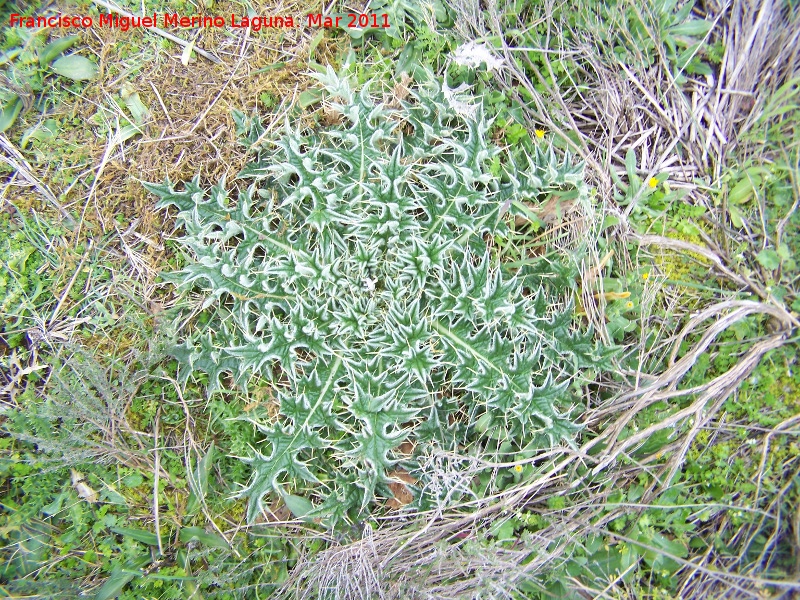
left=146, top=68, right=608, bottom=524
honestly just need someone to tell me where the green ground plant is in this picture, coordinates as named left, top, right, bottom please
left=1, top=338, right=303, bottom=597
left=1, top=21, right=98, bottom=132
left=0, top=210, right=56, bottom=350
left=148, top=65, right=611, bottom=527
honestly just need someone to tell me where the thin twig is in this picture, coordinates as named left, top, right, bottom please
left=148, top=81, right=174, bottom=127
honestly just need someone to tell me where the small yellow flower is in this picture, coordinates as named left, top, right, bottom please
left=625, top=301, right=634, bottom=309
left=513, top=464, right=523, bottom=473
left=648, top=177, right=659, bottom=188
left=642, top=272, right=650, bottom=281
left=534, top=129, right=545, bottom=139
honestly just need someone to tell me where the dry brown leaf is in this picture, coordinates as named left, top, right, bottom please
left=386, top=469, right=416, bottom=509
left=71, top=469, right=98, bottom=503
left=398, top=441, right=415, bottom=455
left=265, top=499, right=292, bottom=522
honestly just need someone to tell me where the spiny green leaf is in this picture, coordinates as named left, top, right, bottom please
left=239, top=425, right=324, bottom=523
